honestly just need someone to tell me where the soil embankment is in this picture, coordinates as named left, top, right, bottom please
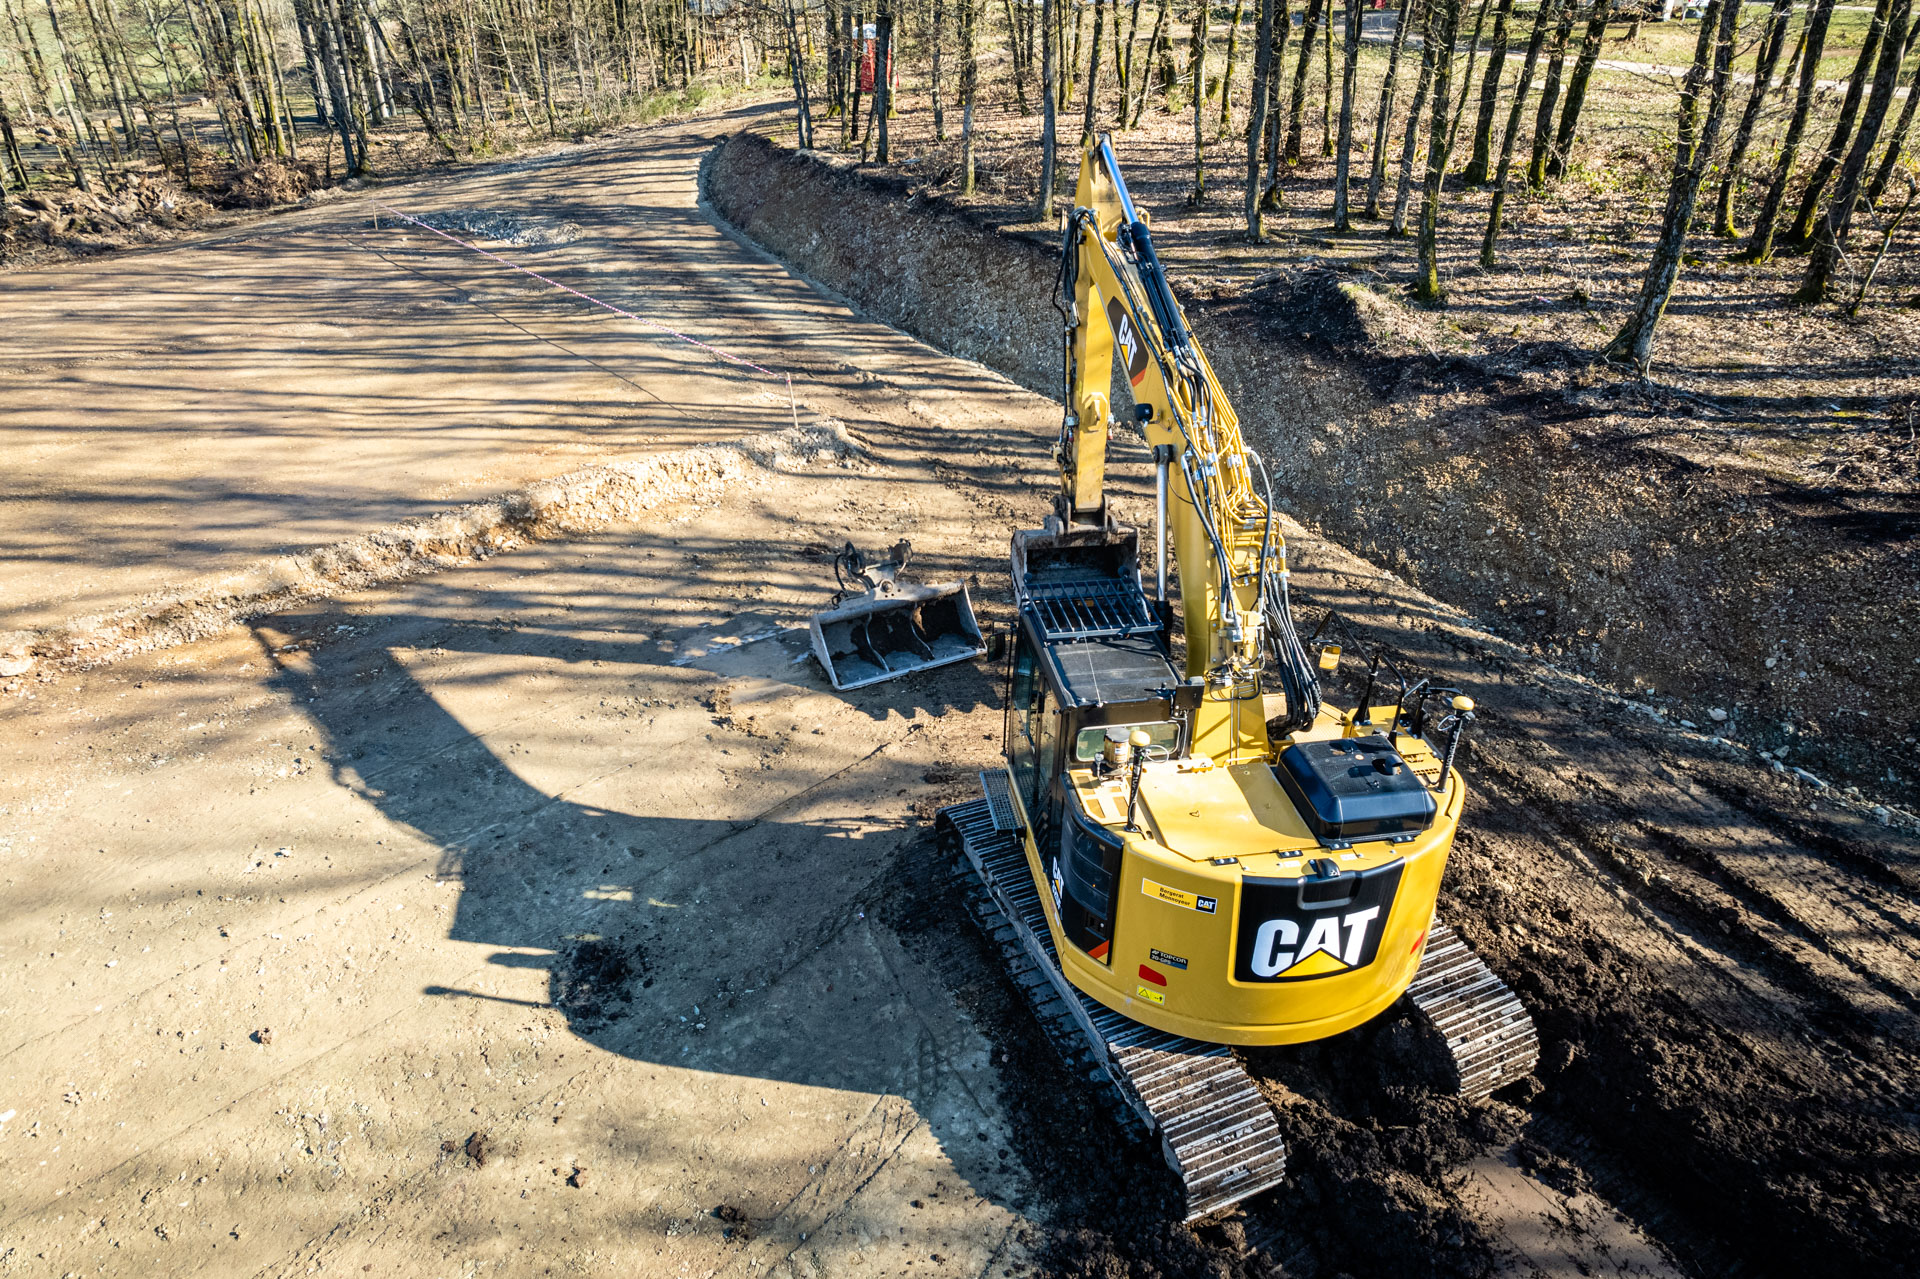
left=705, top=132, right=1919, bottom=806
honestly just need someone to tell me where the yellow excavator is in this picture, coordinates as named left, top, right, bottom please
left=940, top=138, right=1536, bottom=1221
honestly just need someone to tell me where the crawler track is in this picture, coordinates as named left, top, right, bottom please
left=938, top=792, right=1289, bottom=1222
left=1406, top=921, right=1540, bottom=1098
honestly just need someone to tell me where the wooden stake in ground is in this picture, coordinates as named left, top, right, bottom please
left=1603, top=0, right=1744, bottom=368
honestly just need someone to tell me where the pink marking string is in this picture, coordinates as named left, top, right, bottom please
left=372, top=202, right=798, bottom=423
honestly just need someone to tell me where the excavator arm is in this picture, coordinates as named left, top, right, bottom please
left=1051, top=135, right=1320, bottom=761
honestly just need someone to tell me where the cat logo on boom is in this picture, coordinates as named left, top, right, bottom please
left=1105, top=297, right=1151, bottom=387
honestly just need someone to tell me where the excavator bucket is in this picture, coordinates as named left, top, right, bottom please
left=808, top=540, right=985, bottom=691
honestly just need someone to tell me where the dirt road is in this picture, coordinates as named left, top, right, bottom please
left=2, top=109, right=1915, bottom=1279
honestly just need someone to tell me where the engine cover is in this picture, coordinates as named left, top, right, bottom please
left=1274, top=734, right=1437, bottom=846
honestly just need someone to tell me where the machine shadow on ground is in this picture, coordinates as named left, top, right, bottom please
left=250, top=570, right=1016, bottom=1199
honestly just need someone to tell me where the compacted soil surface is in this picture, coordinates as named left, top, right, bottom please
left=1, top=107, right=1914, bottom=1278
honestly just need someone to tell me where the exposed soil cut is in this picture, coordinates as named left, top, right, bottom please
left=704, top=131, right=1920, bottom=809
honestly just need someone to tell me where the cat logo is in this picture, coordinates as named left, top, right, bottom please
left=1106, top=297, right=1151, bottom=386
left=1234, top=861, right=1406, bottom=983
left=1248, top=908, right=1381, bottom=978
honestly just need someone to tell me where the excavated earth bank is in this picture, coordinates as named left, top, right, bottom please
left=705, top=132, right=1920, bottom=1278
left=705, top=133, right=1919, bottom=807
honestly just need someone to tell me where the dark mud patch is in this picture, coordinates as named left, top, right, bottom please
left=551, top=935, right=651, bottom=1030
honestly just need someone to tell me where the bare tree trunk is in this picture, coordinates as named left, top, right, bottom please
left=1040, top=0, right=1057, bottom=217
left=1463, top=0, right=1513, bottom=182
left=785, top=0, right=813, bottom=147
left=1847, top=174, right=1914, bottom=312
left=1603, top=0, right=1743, bottom=367
left=1864, top=46, right=1920, bottom=207
left=1788, top=0, right=1895, bottom=244
left=1482, top=0, right=1561, bottom=264
left=1442, top=0, right=1490, bottom=166
left=1527, top=0, right=1573, bottom=186
left=1392, top=0, right=1438, bottom=232
left=1799, top=0, right=1913, bottom=300
left=1712, top=0, right=1796, bottom=236
left=1744, top=0, right=1834, bottom=259
left=873, top=2, right=893, bottom=160
left=1260, top=0, right=1291, bottom=205
left=1547, top=0, right=1608, bottom=180
left=1366, top=0, right=1420, bottom=217
left=1284, top=0, right=1324, bottom=161
left=962, top=0, right=978, bottom=190
left=0, top=83, right=28, bottom=191
left=1188, top=0, right=1208, bottom=199
left=1218, top=0, right=1246, bottom=137
left=1331, top=0, right=1361, bottom=229
left=1320, top=0, right=1332, bottom=154
left=1416, top=0, right=1461, bottom=300
left=932, top=0, right=946, bottom=139
left=297, top=0, right=359, bottom=174
left=1083, top=0, right=1107, bottom=143
left=1245, top=0, right=1276, bottom=235
left=1130, top=0, right=1168, bottom=125
left=1117, top=0, right=1143, bottom=117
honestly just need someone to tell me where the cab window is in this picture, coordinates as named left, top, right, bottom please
left=1072, top=720, right=1181, bottom=762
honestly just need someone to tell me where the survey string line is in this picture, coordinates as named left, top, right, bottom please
left=370, top=201, right=799, bottom=422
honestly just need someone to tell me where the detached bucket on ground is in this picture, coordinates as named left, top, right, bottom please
left=810, top=582, right=985, bottom=691
left=807, top=540, right=985, bottom=691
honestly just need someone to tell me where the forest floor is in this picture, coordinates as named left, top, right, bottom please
left=786, top=37, right=1920, bottom=502
left=3, top=103, right=1916, bottom=1278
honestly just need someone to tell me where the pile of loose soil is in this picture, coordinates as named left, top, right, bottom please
left=1, top=168, right=215, bottom=253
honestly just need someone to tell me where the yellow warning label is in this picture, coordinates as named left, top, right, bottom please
left=1141, top=878, right=1219, bottom=914
left=1135, top=985, right=1167, bottom=1005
